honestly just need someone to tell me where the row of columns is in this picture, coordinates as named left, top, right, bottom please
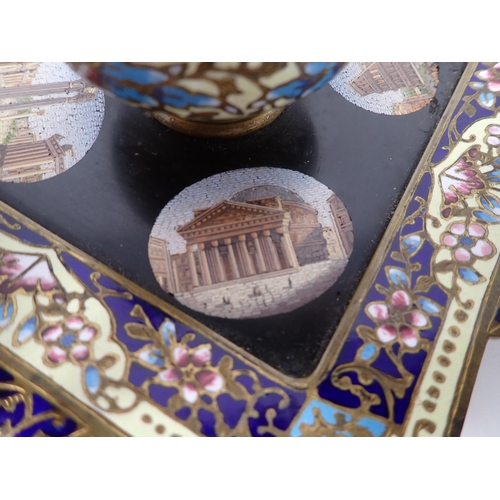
left=0, top=93, right=96, bottom=114
left=2, top=140, right=53, bottom=171
left=0, top=111, right=45, bottom=121
left=0, top=81, right=86, bottom=99
left=0, top=137, right=66, bottom=180
left=183, top=228, right=300, bottom=289
left=0, top=63, right=39, bottom=88
left=0, top=63, right=38, bottom=74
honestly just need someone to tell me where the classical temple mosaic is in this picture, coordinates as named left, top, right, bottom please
left=0, top=62, right=104, bottom=183
left=149, top=168, right=354, bottom=319
left=329, top=62, right=439, bottom=115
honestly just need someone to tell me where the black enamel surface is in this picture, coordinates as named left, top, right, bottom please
left=0, top=63, right=466, bottom=377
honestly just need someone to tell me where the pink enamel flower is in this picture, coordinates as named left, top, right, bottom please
left=477, top=63, right=500, bottom=93
left=367, top=290, right=428, bottom=348
left=0, top=252, right=58, bottom=293
left=158, top=345, right=223, bottom=403
left=42, top=316, right=98, bottom=364
left=486, top=124, right=500, bottom=148
left=441, top=222, right=493, bottom=262
left=441, top=152, right=484, bottom=206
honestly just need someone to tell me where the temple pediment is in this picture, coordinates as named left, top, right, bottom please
left=177, top=200, right=286, bottom=235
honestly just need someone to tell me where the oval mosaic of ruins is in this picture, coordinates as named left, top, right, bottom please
left=329, top=62, right=439, bottom=116
left=149, top=167, right=354, bottom=320
left=0, top=62, right=105, bottom=183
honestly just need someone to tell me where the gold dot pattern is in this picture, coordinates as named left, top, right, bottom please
left=141, top=414, right=168, bottom=435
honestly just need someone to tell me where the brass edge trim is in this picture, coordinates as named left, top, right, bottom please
left=0, top=345, right=127, bottom=437
left=401, top=63, right=500, bottom=436
left=486, top=291, right=500, bottom=337
left=153, top=108, right=284, bottom=139
left=398, top=65, right=480, bottom=436
left=445, top=266, right=500, bottom=436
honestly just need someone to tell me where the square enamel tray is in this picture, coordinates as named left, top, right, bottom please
left=1, top=62, right=499, bottom=437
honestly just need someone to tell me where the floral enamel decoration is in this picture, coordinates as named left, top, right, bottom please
left=158, top=345, right=224, bottom=403
left=0, top=227, right=298, bottom=437
left=0, top=252, right=58, bottom=293
left=472, top=63, right=500, bottom=108
left=486, top=124, right=500, bottom=147
left=321, top=65, right=500, bottom=437
left=440, top=149, right=484, bottom=213
left=436, top=116, right=500, bottom=283
left=127, top=304, right=295, bottom=435
left=42, top=316, right=99, bottom=364
left=327, top=192, right=446, bottom=426
left=0, top=365, right=88, bottom=437
left=367, top=283, right=429, bottom=348
left=71, top=62, right=344, bottom=121
left=441, top=222, right=493, bottom=263
left=131, top=308, right=228, bottom=403
left=0, top=241, right=138, bottom=413
left=69, top=62, right=345, bottom=137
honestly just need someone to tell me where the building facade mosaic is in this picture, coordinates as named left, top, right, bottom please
left=330, top=62, right=439, bottom=116
left=149, top=170, right=354, bottom=319
left=0, top=62, right=104, bottom=182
